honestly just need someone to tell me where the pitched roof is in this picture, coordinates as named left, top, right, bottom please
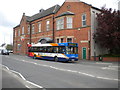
left=26, top=16, right=31, bottom=21
left=27, top=5, right=60, bottom=22
left=55, top=11, right=75, bottom=18
left=13, top=24, right=20, bottom=29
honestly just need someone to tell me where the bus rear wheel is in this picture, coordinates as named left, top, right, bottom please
left=54, top=57, right=58, bottom=62
left=33, top=55, right=36, bottom=59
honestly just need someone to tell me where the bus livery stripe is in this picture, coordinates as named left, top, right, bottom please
left=50, top=43, right=58, bottom=46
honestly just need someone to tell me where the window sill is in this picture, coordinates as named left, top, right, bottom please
left=46, top=30, right=52, bottom=32
left=56, top=28, right=74, bottom=31
left=81, top=25, right=90, bottom=28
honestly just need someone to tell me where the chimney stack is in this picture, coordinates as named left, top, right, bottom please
left=23, top=13, right=25, bottom=16
left=65, top=0, right=80, bottom=2
left=39, top=9, right=44, bottom=13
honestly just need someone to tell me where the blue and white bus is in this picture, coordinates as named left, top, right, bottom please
left=28, top=42, right=78, bottom=62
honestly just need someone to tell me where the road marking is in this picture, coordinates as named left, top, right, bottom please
left=96, top=76, right=119, bottom=81
left=25, top=85, right=30, bottom=88
left=34, top=63, right=37, bottom=65
left=101, top=65, right=119, bottom=71
left=22, top=60, right=25, bottom=62
left=26, top=81, right=43, bottom=88
left=79, top=73, right=95, bottom=77
left=10, top=70, right=26, bottom=80
left=2, top=64, right=10, bottom=70
left=96, top=62, right=113, bottom=65
left=2, top=64, right=43, bottom=88
left=109, top=65, right=119, bottom=68
left=3, top=56, right=119, bottom=81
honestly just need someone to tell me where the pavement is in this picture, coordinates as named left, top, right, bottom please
left=78, top=59, right=119, bottom=66
left=2, top=66, right=28, bottom=88
left=1, top=65, right=44, bottom=89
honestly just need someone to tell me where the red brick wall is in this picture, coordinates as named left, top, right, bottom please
left=13, top=1, right=92, bottom=59
left=13, top=2, right=120, bottom=62
left=91, top=57, right=120, bottom=62
left=14, top=1, right=106, bottom=60
left=13, top=14, right=30, bottom=55
left=54, top=1, right=91, bottom=59
left=30, top=15, right=54, bottom=44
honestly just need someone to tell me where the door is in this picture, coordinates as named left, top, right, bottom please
left=82, top=47, right=86, bottom=59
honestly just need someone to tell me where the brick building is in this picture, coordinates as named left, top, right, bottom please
left=13, top=0, right=107, bottom=60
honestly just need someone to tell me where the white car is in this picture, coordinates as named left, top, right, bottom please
left=2, top=50, right=9, bottom=55
left=0, top=47, right=9, bottom=55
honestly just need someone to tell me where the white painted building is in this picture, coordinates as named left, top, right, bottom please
left=118, top=1, right=120, bottom=10
left=90, top=8, right=108, bottom=57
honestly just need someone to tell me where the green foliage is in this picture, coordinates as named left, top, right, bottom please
left=6, top=44, right=13, bottom=50
left=94, top=7, right=120, bottom=54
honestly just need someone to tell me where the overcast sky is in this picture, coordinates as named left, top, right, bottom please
left=0, top=0, right=119, bottom=45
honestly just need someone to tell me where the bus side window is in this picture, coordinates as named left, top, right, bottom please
left=47, top=47, right=52, bottom=53
left=37, top=47, right=40, bottom=52
left=58, top=47, right=62, bottom=53
left=50, top=47, right=54, bottom=53
left=53, top=47, right=56, bottom=53
left=42, top=47, right=45, bottom=52
left=57, top=46, right=65, bottom=53
left=39, top=47, right=43, bottom=52
left=53, top=47, right=58, bottom=53
left=31, top=47, right=34, bottom=52
left=43, top=47, right=46, bottom=52
left=35, top=47, right=38, bottom=52
left=62, top=47, right=66, bottom=54
left=28, top=47, right=31, bottom=52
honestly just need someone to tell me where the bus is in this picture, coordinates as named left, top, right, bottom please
left=28, top=42, right=78, bottom=62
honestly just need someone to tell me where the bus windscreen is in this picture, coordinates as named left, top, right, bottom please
left=66, top=47, right=78, bottom=54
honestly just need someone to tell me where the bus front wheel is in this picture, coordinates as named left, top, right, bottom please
left=54, top=57, right=58, bottom=62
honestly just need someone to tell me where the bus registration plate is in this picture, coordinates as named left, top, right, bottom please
left=72, top=59, right=74, bottom=61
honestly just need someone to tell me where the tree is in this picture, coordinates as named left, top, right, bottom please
left=6, top=44, right=13, bottom=51
left=94, top=7, right=120, bottom=54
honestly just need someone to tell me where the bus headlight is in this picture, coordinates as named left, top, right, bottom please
left=66, top=57, right=69, bottom=59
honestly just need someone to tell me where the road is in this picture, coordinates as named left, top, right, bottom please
left=1, top=54, right=119, bottom=89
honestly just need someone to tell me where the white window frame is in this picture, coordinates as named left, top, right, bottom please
left=22, top=26, right=24, bottom=34
left=82, top=14, right=87, bottom=27
left=67, top=38, right=73, bottom=43
left=32, top=24, right=34, bottom=34
left=56, top=20, right=59, bottom=30
left=67, top=17, right=73, bottom=29
left=38, top=22, right=41, bottom=32
left=56, top=38, right=64, bottom=43
left=18, top=29, right=20, bottom=36
left=46, top=20, right=50, bottom=31
left=15, top=30, right=16, bottom=37
left=28, top=25, right=30, bottom=34
left=56, top=17, right=64, bottom=30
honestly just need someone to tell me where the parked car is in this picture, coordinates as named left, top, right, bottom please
left=0, top=47, right=4, bottom=55
left=8, top=50, right=13, bottom=53
left=1, top=49, right=9, bottom=55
